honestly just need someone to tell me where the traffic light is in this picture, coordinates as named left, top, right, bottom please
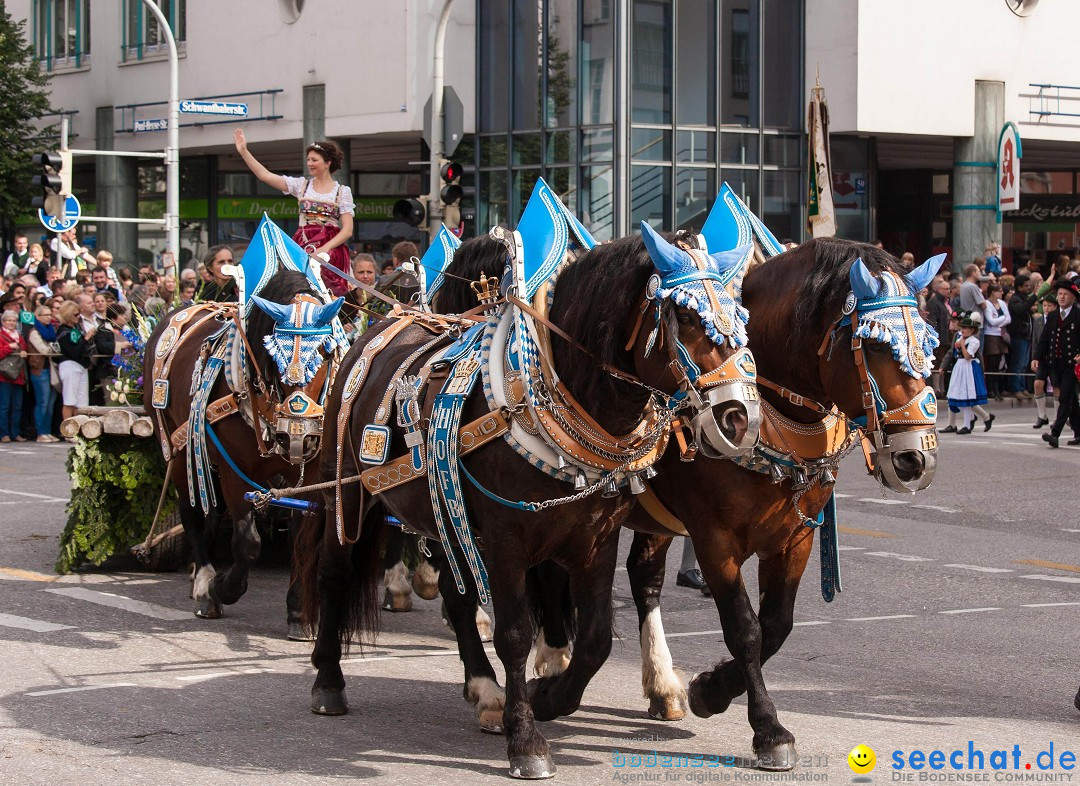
left=393, top=197, right=427, bottom=227
left=439, top=160, right=464, bottom=206
left=31, top=150, right=71, bottom=218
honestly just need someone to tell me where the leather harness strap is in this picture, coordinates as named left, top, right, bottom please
left=637, top=483, right=689, bottom=537
left=169, top=394, right=240, bottom=451
left=361, top=409, right=510, bottom=495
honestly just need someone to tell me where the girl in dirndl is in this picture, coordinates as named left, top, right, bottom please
left=946, top=314, right=991, bottom=434
left=233, top=129, right=354, bottom=296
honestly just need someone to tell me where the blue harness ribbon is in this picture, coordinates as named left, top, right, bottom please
left=427, top=328, right=491, bottom=604
left=804, top=492, right=842, bottom=602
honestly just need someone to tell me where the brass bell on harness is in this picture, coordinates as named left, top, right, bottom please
left=820, top=468, right=837, bottom=487
left=792, top=465, right=809, bottom=489
left=643, top=465, right=658, bottom=480
left=628, top=473, right=647, bottom=495
left=574, top=472, right=588, bottom=491
left=601, top=477, right=621, bottom=498
left=769, top=462, right=787, bottom=484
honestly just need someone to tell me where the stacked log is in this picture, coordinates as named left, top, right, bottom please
left=60, top=406, right=154, bottom=440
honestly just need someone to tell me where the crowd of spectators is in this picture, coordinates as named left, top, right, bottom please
left=0, top=231, right=214, bottom=442
left=917, top=246, right=1080, bottom=444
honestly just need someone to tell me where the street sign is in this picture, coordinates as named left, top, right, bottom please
left=38, top=194, right=81, bottom=232
left=179, top=100, right=248, bottom=117
left=422, top=86, right=464, bottom=156
left=134, top=118, right=168, bottom=133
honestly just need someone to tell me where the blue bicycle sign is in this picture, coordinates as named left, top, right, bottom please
left=38, top=195, right=81, bottom=232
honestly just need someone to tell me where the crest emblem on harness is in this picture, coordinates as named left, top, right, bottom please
left=284, top=391, right=314, bottom=416
left=151, top=379, right=170, bottom=409
left=842, top=291, right=857, bottom=316
left=445, top=357, right=481, bottom=395
left=156, top=326, right=179, bottom=358
left=360, top=424, right=391, bottom=465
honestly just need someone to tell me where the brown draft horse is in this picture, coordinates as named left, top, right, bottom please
left=145, top=270, right=337, bottom=634
left=532, top=238, right=944, bottom=769
left=300, top=229, right=757, bottom=779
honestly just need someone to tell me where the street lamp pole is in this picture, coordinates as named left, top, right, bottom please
left=428, top=0, right=455, bottom=241
left=140, top=0, right=179, bottom=267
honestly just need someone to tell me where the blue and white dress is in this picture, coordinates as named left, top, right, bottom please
left=946, top=335, right=987, bottom=408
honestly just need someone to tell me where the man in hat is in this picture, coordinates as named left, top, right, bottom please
left=1031, top=278, right=1080, bottom=447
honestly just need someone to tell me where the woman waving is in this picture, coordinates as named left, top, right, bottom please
left=233, top=128, right=354, bottom=295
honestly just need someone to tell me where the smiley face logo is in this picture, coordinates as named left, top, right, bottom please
left=848, top=744, right=876, bottom=774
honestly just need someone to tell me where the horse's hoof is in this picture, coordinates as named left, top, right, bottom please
left=411, top=561, right=440, bottom=600
left=755, top=742, right=798, bottom=771
left=311, top=688, right=348, bottom=716
left=195, top=599, right=222, bottom=619
left=648, top=693, right=687, bottom=721
left=508, top=754, right=556, bottom=779
left=287, top=622, right=314, bottom=641
left=477, top=707, right=504, bottom=735
left=687, top=673, right=714, bottom=719
left=382, top=588, right=412, bottom=612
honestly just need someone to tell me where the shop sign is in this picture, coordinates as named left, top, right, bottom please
left=1005, top=194, right=1080, bottom=226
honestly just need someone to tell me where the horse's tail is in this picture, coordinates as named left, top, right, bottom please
left=525, top=561, right=577, bottom=648
left=295, top=497, right=387, bottom=652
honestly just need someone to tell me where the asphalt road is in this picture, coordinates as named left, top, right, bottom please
left=0, top=399, right=1077, bottom=785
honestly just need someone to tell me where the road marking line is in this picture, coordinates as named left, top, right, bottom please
left=45, top=587, right=191, bottom=620
left=26, top=683, right=137, bottom=697
left=1019, top=574, right=1080, bottom=584
left=1014, top=559, right=1080, bottom=574
left=837, top=526, right=895, bottom=539
left=792, top=620, right=831, bottom=627
left=845, top=614, right=915, bottom=622
left=865, top=551, right=935, bottom=562
left=837, top=546, right=866, bottom=551
left=833, top=493, right=852, bottom=498
left=349, top=647, right=497, bottom=662
left=0, top=567, right=59, bottom=582
left=938, top=607, right=1001, bottom=615
left=664, top=630, right=724, bottom=639
left=175, top=672, right=233, bottom=682
left=0, top=488, right=68, bottom=502
left=1062, top=529, right=1080, bottom=533
left=858, top=498, right=908, bottom=505
left=911, top=504, right=958, bottom=513
left=0, top=612, right=72, bottom=632
left=1022, top=602, right=1080, bottom=607
left=944, top=564, right=1014, bottom=573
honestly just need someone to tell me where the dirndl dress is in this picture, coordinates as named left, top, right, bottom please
left=946, top=336, right=987, bottom=409
left=284, top=177, right=354, bottom=297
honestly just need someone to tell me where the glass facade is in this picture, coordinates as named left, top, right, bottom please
left=476, top=0, right=805, bottom=242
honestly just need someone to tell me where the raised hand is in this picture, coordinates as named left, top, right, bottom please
left=234, top=128, right=247, bottom=155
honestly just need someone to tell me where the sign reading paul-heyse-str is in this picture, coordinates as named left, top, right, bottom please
left=997, top=122, right=1022, bottom=220
left=179, top=100, right=248, bottom=117
left=134, top=118, right=168, bottom=133
left=38, top=194, right=81, bottom=233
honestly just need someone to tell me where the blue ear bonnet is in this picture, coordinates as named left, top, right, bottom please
left=640, top=221, right=751, bottom=350
left=419, top=225, right=462, bottom=302
left=252, top=295, right=347, bottom=384
left=842, top=254, right=947, bottom=379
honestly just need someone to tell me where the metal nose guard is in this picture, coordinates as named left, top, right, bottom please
left=684, top=347, right=760, bottom=458
left=865, top=427, right=938, bottom=492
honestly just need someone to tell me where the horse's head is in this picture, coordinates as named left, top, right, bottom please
left=818, top=251, right=946, bottom=492
left=632, top=222, right=760, bottom=458
left=249, top=275, right=345, bottom=464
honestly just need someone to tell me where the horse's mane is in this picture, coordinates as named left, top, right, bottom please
left=245, top=269, right=318, bottom=385
left=549, top=234, right=681, bottom=434
left=782, top=238, right=907, bottom=340
left=431, top=234, right=506, bottom=315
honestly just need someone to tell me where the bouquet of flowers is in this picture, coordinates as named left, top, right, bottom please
left=108, top=310, right=156, bottom=406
